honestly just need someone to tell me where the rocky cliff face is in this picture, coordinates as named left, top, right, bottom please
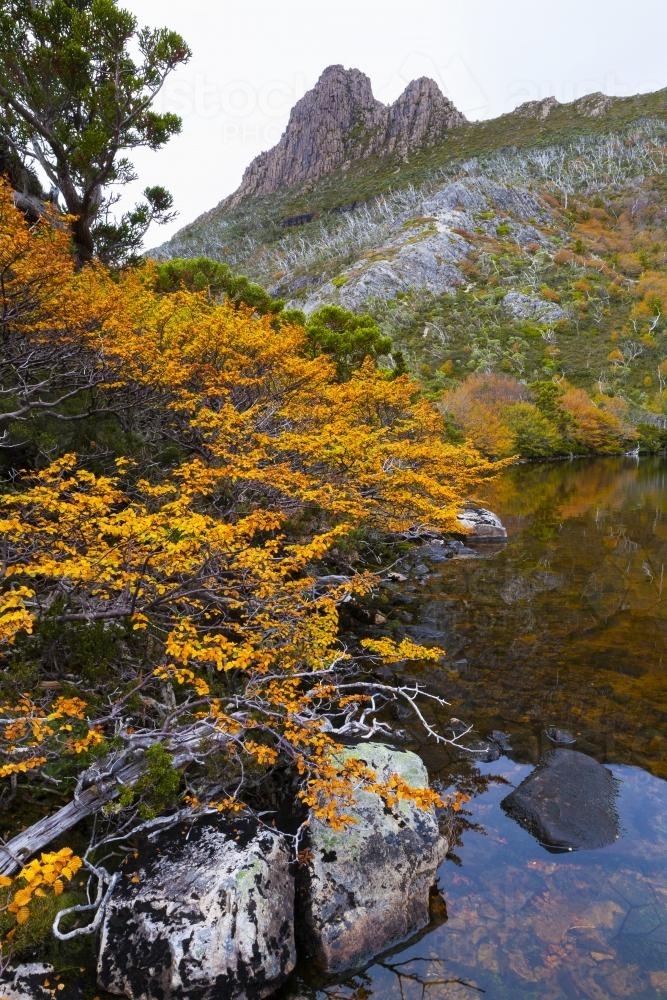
left=227, top=65, right=465, bottom=205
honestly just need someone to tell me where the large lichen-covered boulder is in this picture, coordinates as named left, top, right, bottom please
left=297, top=743, right=447, bottom=973
left=97, top=817, right=295, bottom=1000
left=501, top=749, right=620, bottom=852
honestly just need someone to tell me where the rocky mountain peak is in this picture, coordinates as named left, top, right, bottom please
left=386, top=76, right=463, bottom=153
left=572, top=92, right=614, bottom=117
left=514, top=96, right=562, bottom=120
left=513, top=91, right=616, bottom=122
left=227, top=65, right=465, bottom=206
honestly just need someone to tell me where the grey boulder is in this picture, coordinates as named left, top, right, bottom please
left=297, top=743, right=447, bottom=973
left=97, top=818, right=295, bottom=1000
left=0, top=964, right=81, bottom=1000
left=457, top=506, right=507, bottom=541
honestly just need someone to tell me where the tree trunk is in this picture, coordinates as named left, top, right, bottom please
left=0, top=724, right=231, bottom=876
left=70, top=213, right=95, bottom=268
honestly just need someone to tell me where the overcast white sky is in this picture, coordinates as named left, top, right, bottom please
left=123, top=0, right=667, bottom=242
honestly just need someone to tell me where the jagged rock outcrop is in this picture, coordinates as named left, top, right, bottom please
left=513, top=91, right=614, bottom=121
left=296, top=743, right=448, bottom=974
left=572, top=92, right=614, bottom=117
left=503, top=289, right=568, bottom=324
left=385, top=76, right=465, bottom=155
left=514, top=96, right=561, bottom=120
left=297, top=176, right=552, bottom=314
left=228, top=65, right=465, bottom=205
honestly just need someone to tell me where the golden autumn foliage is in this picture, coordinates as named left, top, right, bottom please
left=0, top=179, right=496, bottom=947
left=440, top=372, right=636, bottom=459
left=0, top=848, right=82, bottom=944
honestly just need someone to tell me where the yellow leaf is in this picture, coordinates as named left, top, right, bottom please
left=12, top=887, right=32, bottom=908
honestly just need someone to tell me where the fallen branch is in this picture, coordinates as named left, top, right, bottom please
left=0, top=722, right=231, bottom=876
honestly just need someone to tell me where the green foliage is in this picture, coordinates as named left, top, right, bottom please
left=0, top=135, right=44, bottom=197
left=503, top=401, right=564, bottom=458
left=0, top=889, right=79, bottom=958
left=153, top=256, right=285, bottom=314
left=0, top=0, right=190, bottom=264
left=635, top=422, right=667, bottom=452
left=131, top=744, right=182, bottom=819
left=93, top=186, right=176, bottom=269
left=35, top=616, right=125, bottom=685
left=304, top=304, right=393, bottom=380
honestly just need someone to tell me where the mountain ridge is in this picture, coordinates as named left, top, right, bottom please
left=225, top=64, right=465, bottom=206
left=152, top=78, right=667, bottom=267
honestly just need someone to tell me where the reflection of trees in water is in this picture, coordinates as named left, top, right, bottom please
left=317, top=958, right=484, bottom=998
left=395, top=458, right=667, bottom=776
left=582, top=530, right=667, bottom=623
left=480, top=456, right=667, bottom=527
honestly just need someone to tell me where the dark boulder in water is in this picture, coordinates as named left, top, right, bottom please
left=501, top=749, right=619, bottom=852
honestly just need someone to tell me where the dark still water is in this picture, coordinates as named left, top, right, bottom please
left=289, top=456, right=667, bottom=999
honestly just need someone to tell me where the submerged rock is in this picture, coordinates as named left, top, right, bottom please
left=97, top=818, right=295, bottom=1000
left=297, top=743, right=447, bottom=973
left=501, top=749, right=619, bottom=852
left=544, top=725, right=577, bottom=745
left=489, top=730, right=513, bottom=753
left=500, top=570, right=563, bottom=604
left=464, top=737, right=503, bottom=762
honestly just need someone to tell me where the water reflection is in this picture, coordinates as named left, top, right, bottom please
left=285, top=458, right=667, bottom=999
left=406, top=456, right=667, bottom=781
left=291, top=762, right=667, bottom=999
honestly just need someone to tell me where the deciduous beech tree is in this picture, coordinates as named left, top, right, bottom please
left=440, top=372, right=637, bottom=459
left=0, top=0, right=190, bottom=266
left=0, top=186, right=491, bottom=953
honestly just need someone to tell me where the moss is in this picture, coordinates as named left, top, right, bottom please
left=0, top=890, right=80, bottom=958
left=130, top=744, right=182, bottom=819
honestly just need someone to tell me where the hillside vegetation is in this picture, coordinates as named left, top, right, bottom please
left=155, top=89, right=667, bottom=276
left=154, top=93, right=667, bottom=458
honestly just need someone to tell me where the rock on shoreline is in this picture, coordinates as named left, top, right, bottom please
left=93, top=743, right=446, bottom=999
left=297, top=743, right=448, bottom=974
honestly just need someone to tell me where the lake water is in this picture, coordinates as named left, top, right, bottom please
left=286, top=456, right=667, bottom=999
